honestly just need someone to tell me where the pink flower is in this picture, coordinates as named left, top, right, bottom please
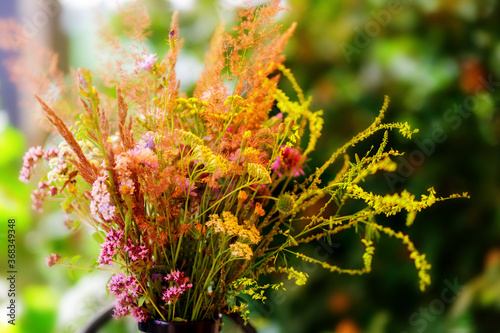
left=136, top=53, right=158, bottom=72
left=108, top=273, right=146, bottom=322
left=19, top=146, right=44, bottom=183
left=124, top=242, right=149, bottom=263
left=271, top=146, right=305, bottom=178
left=162, top=270, right=193, bottom=305
left=90, top=175, right=116, bottom=221
left=31, top=180, right=51, bottom=212
left=129, top=146, right=159, bottom=170
left=45, top=253, right=61, bottom=267
left=98, top=229, right=124, bottom=266
left=44, top=148, right=59, bottom=160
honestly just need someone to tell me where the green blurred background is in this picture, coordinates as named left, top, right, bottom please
left=1, top=0, right=499, bottom=332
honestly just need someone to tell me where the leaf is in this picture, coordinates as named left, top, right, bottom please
left=92, top=232, right=105, bottom=244
left=62, top=197, right=73, bottom=212
left=88, top=258, right=98, bottom=272
left=325, top=233, right=332, bottom=245
left=172, top=317, right=187, bottom=322
left=67, top=268, right=75, bottom=280
left=71, top=255, right=82, bottom=265
left=138, top=295, right=147, bottom=307
left=71, top=220, right=81, bottom=231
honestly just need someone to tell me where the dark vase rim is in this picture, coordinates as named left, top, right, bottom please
left=138, top=316, right=222, bottom=333
left=150, top=319, right=218, bottom=326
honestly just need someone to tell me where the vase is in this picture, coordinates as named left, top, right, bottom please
left=138, top=319, right=221, bottom=333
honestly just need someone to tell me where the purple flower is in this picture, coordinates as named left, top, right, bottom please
left=152, top=273, right=163, bottom=281
left=136, top=53, right=158, bottom=72
left=142, top=132, right=155, bottom=149
left=78, top=72, right=88, bottom=89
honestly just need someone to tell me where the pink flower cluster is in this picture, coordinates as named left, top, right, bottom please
left=31, top=180, right=57, bottom=212
left=20, top=147, right=63, bottom=212
left=162, top=270, right=193, bottom=305
left=108, top=273, right=147, bottom=322
left=271, top=146, right=305, bottom=178
left=20, top=147, right=60, bottom=184
left=98, top=229, right=124, bottom=266
left=90, top=175, right=116, bottom=220
left=45, top=253, right=61, bottom=267
left=98, top=229, right=149, bottom=266
left=19, top=146, right=45, bottom=183
left=125, top=242, right=149, bottom=262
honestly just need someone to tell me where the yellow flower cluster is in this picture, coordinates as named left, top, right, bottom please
left=348, top=185, right=442, bottom=222
left=371, top=224, right=432, bottom=291
left=192, top=144, right=229, bottom=174
left=230, top=242, right=253, bottom=260
left=206, top=212, right=261, bottom=244
left=247, top=163, right=272, bottom=184
left=280, top=267, right=309, bottom=286
left=174, top=128, right=204, bottom=146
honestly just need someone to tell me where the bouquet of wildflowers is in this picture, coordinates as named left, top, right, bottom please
left=19, top=0, right=468, bottom=325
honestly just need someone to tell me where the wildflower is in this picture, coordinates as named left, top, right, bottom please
left=206, top=212, right=261, bottom=244
left=44, top=148, right=59, bottom=160
left=142, top=131, right=155, bottom=149
left=276, top=193, right=295, bottom=215
left=129, top=146, right=159, bottom=170
left=162, top=270, right=193, bottom=305
left=78, top=72, right=88, bottom=89
left=135, top=53, right=158, bottom=72
left=254, top=202, right=266, bottom=217
left=115, top=154, right=135, bottom=195
left=90, top=175, right=116, bottom=221
left=284, top=267, right=308, bottom=286
left=230, top=242, right=253, bottom=260
left=98, top=229, right=124, bottom=266
left=108, top=273, right=145, bottom=322
left=238, top=190, right=248, bottom=202
left=31, top=180, right=51, bottom=212
left=240, top=225, right=261, bottom=244
left=45, top=253, right=61, bottom=267
left=271, top=146, right=305, bottom=178
left=124, top=242, right=149, bottom=263
left=47, top=153, right=68, bottom=183
left=247, top=163, right=272, bottom=184
left=19, top=146, right=44, bottom=183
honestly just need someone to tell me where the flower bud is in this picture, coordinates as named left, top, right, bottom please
left=277, top=193, right=295, bottom=215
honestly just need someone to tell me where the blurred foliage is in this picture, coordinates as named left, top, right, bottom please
left=4, top=0, right=500, bottom=332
